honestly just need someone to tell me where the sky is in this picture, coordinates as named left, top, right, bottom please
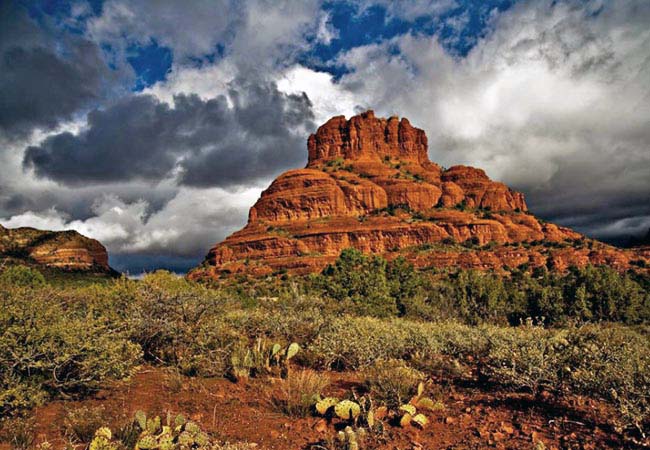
left=1, top=0, right=649, bottom=274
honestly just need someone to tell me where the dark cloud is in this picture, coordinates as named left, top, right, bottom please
left=23, top=79, right=314, bottom=188
left=0, top=3, right=128, bottom=138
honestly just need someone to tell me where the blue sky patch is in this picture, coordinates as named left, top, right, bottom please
left=300, top=0, right=515, bottom=77
left=127, top=40, right=173, bottom=91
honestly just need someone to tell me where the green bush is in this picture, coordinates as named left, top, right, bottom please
left=0, top=286, right=141, bottom=415
left=318, top=248, right=398, bottom=317
left=0, top=265, right=46, bottom=288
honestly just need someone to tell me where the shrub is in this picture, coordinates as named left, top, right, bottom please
left=0, top=286, right=141, bottom=414
left=308, top=316, right=413, bottom=369
left=63, top=405, right=108, bottom=444
left=563, top=324, right=650, bottom=434
left=0, top=416, right=34, bottom=450
left=483, top=322, right=566, bottom=396
left=363, top=359, right=425, bottom=408
left=0, top=265, right=46, bottom=288
left=272, top=369, right=330, bottom=417
left=319, top=249, right=398, bottom=317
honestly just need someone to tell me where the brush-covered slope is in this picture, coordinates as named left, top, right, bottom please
left=191, top=111, right=649, bottom=278
left=0, top=224, right=115, bottom=274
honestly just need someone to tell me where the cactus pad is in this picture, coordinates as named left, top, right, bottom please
left=194, top=431, right=209, bottom=447
left=136, top=434, right=157, bottom=450
left=399, top=412, right=412, bottom=428
left=184, top=420, right=200, bottom=434
left=334, top=400, right=361, bottom=420
left=135, top=410, right=147, bottom=430
left=178, top=431, right=195, bottom=446
left=316, top=397, right=339, bottom=415
left=412, top=413, right=429, bottom=428
left=94, top=427, right=112, bottom=440
left=414, top=397, right=436, bottom=410
left=286, top=342, right=300, bottom=360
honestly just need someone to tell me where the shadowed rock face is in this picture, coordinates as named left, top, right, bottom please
left=191, top=111, right=649, bottom=278
left=0, top=224, right=114, bottom=273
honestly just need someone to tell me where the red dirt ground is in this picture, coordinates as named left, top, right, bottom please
left=4, top=366, right=643, bottom=450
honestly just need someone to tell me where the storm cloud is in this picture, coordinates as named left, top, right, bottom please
left=23, top=79, right=314, bottom=188
left=0, top=3, right=127, bottom=138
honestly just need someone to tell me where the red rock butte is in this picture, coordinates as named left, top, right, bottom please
left=0, top=224, right=113, bottom=274
left=190, top=111, right=649, bottom=278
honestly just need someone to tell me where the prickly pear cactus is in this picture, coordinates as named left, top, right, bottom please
left=194, top=431, right=209, bottom=447
left=135, top=410, right=147, bottom=430
left=147, top=416, right=162, bottom=434
left=178, top=430, right=195, bottom=446
left=335, top=400, right=361, bottom=420
left=95, top=427, right=112, bottom=440
left=412, top=413, right=429, bottom=428
left=89, top=427, right=117, bottom=450
left=174, top=414, right=186, bottom=429
left=184, top=421, right=200, bottom=434
left=135, top=434, right=157, bottom=450
left=286, top=342, right=300, bottom=360
left=316, top=396, right=339, bottom=415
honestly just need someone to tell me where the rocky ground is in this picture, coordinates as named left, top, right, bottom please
left=14, top=366, right=639, bottom=450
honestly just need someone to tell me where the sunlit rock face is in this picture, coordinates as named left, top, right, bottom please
left=191, top=111, right=649, bottom=278
left=0, top=224, right=114, bottom=273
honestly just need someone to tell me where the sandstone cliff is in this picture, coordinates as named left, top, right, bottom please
left=0, top=224, right=115, bottom=274
left=191, top=111, right=649, bottom=278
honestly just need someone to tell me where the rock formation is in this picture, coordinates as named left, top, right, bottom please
left=0, top=224, right=115, bottom=274
left=191, top=111, right=649, bottom=278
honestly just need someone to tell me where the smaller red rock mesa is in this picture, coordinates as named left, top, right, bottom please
left=0, top=224, right=113, bottom=273
left=191, top=111, right=649, bottom=278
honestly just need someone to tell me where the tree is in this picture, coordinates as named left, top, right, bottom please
left=320, top=248, right=397, bottom=317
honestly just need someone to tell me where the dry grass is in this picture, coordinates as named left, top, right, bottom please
left=271, top=369, right=330, bottom=417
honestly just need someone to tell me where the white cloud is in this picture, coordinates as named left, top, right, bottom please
left=276, top=66, right=360, bottom=126
left=87, top=0, right=237, bottom=61
left=358, top=0, right=458, bottom=21
left=1, top=187, right=262, bottom=259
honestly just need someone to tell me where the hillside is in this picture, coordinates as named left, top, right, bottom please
left=0, top=224, right=116, bottom=276
left=191, top=111, right=648, bottom=278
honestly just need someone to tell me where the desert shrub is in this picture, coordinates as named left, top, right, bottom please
left=0, top=286, right=141, bottom=415
left=445, top=270, right=509, bottom=325
left=308, top=316, right=414, bottom=369
left=319, top=248, right=398, bottom=317
left=272, top=369, right=330, bottom=417
left=63, top=405, right=108, bottom=443
left=363, top=359, right=425, bottom=408
left=562, top=324, right=650, bottom=434
left=0, top=265, right=47, bottom=288
left=0, top=416, right=34, bottom=450
left=386, top=257, right=424, bottom=314
left=482, top=321, right=567, bottom=396
left=222, top=306, right=326, bottom=344
left=118, top=271, right=241, bottom=376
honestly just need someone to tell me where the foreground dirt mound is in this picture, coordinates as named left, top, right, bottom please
left=0, top=224, right=114, bottom=274
left=191, top=111, right=649, bottom=278
left=17, top=366, right=631, bottom=450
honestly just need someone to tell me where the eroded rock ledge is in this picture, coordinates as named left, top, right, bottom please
left=191, top=111, right=648, bottom=278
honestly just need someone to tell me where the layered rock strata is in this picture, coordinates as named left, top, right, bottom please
left=191, top=111, right=648, bottom=278
left=0, top=224, right=114, bottom=273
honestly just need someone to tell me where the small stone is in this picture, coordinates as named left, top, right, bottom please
left=314, top=419, right=327, bottom=433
